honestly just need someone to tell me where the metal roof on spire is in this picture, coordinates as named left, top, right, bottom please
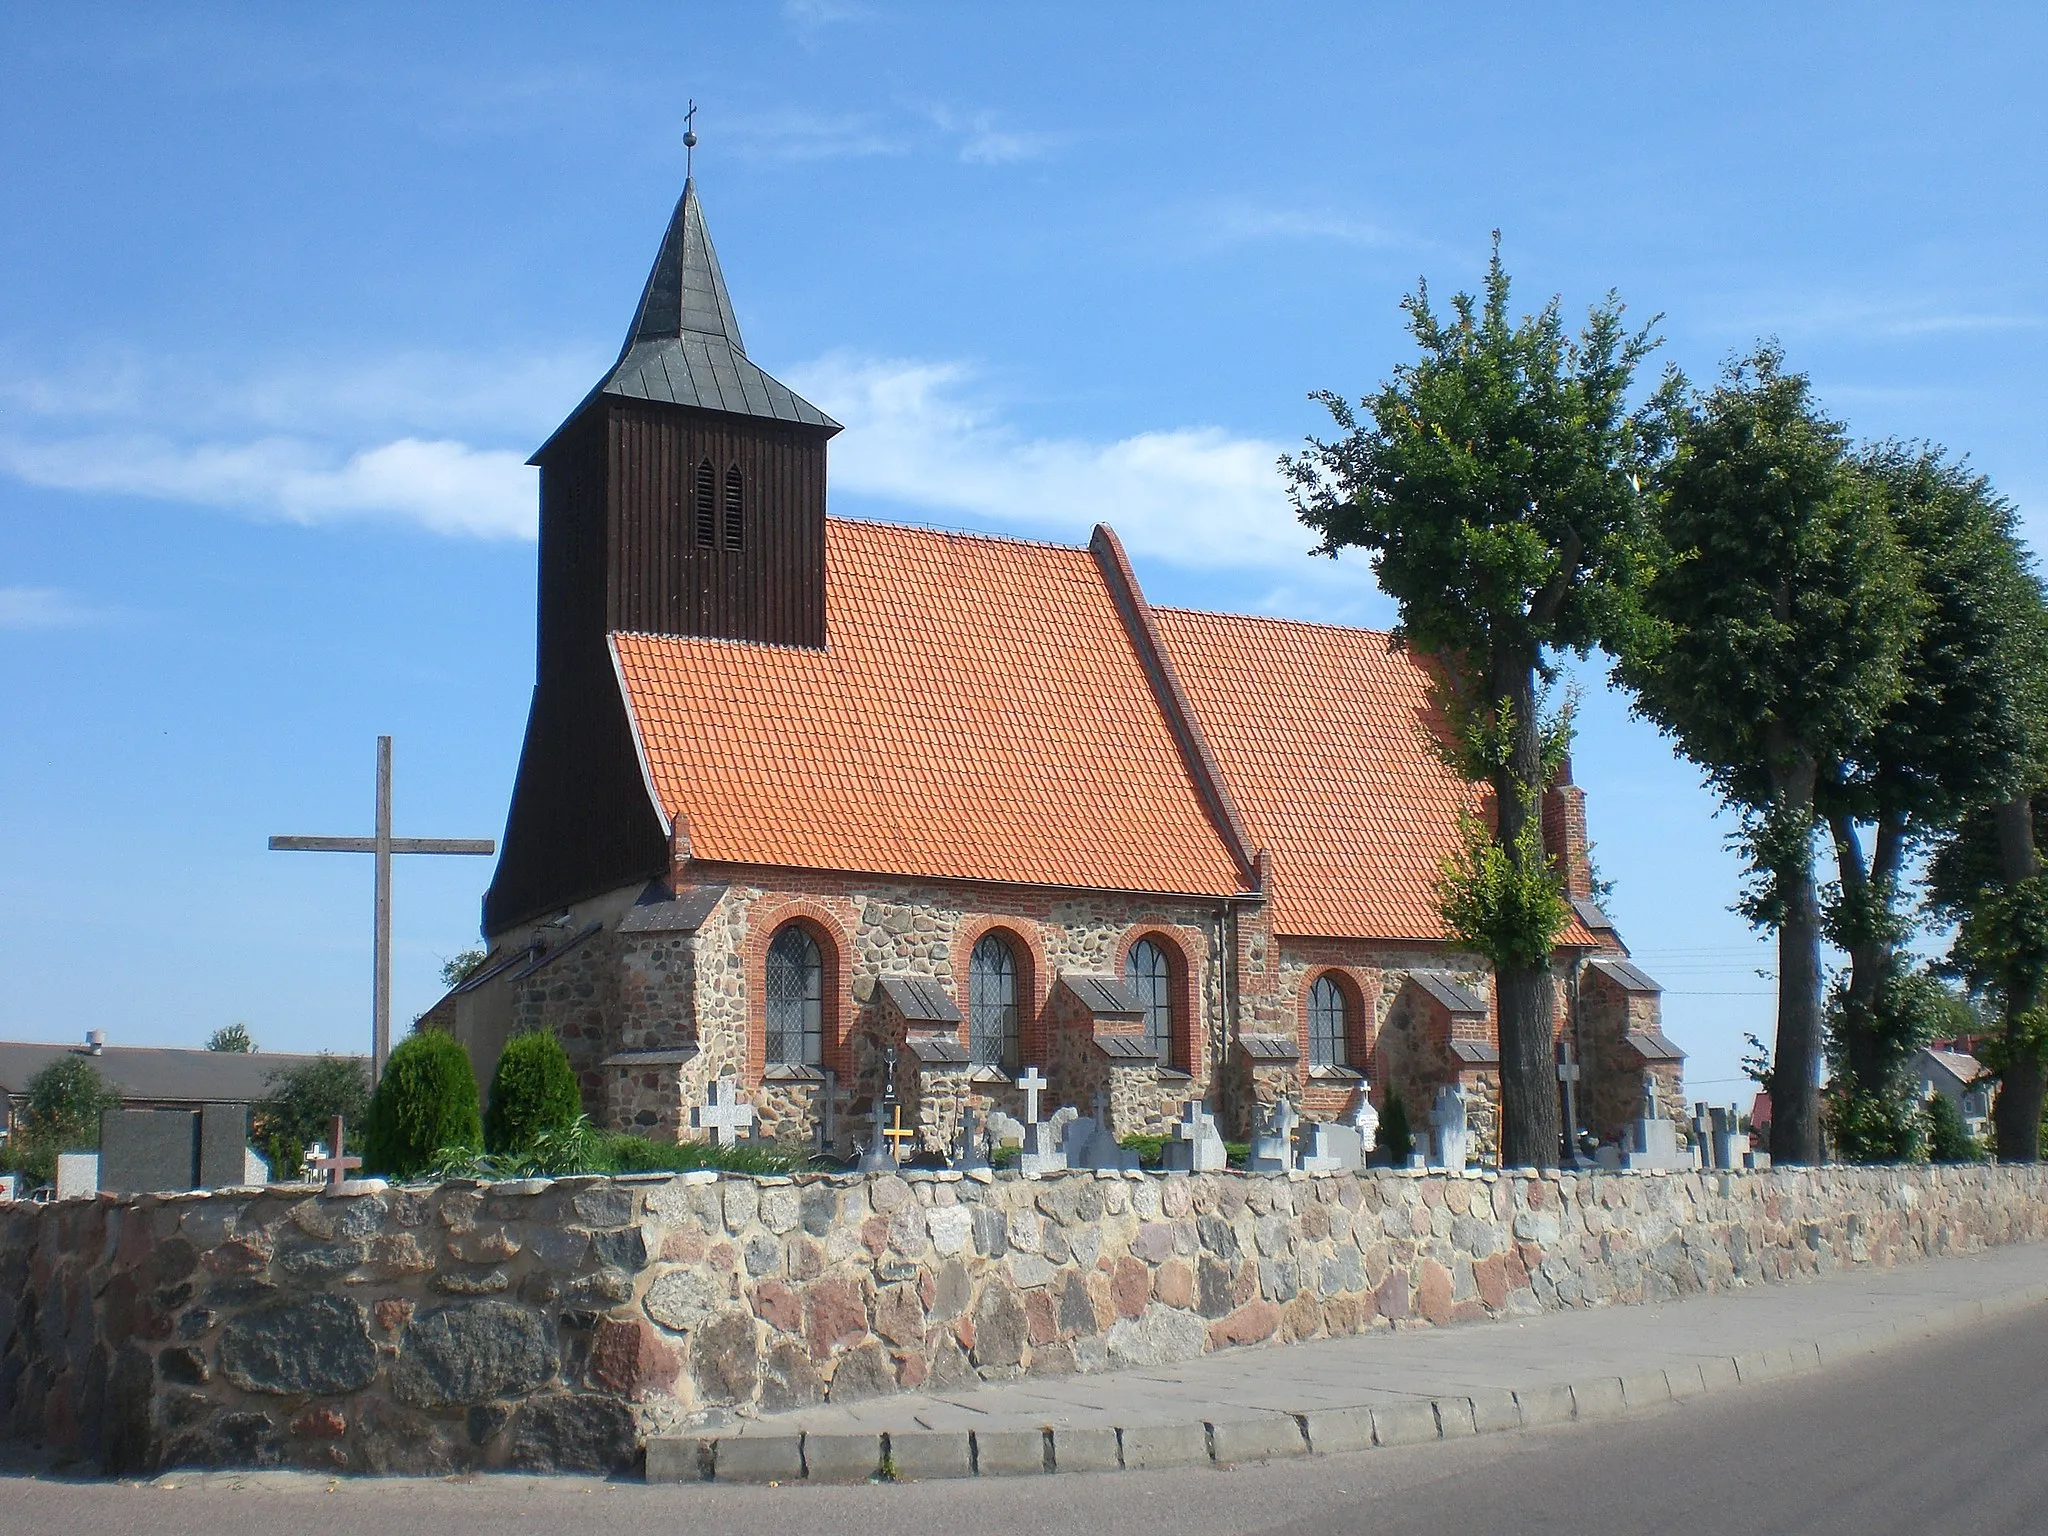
left=594, top=176, right=838, bottom=430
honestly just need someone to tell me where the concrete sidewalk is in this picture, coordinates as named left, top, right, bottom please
left=650, top=1241, right=2048, bottom=1482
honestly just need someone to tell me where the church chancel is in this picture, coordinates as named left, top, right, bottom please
left=426, top=161, right=1683, bottom=1168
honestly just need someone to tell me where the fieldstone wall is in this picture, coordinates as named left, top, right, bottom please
left=13, top=1162, right=2042, bottom=1477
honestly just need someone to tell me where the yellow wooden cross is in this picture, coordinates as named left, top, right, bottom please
left=883, top=1102, right=916, bottom=1161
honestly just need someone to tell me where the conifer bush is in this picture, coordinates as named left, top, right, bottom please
left=363, top=1028, right=481, bottom=1178
left=484, top=1030, right=582, bottom=1154
left=1375, top=1088, right=1415, bottom=1164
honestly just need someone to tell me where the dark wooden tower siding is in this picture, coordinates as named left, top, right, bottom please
left=603, top=401, right=827, bottom=647
left=484, top=176, right=839, bottom=934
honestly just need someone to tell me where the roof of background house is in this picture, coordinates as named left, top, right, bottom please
left=613, top=519, right=1249, bottom=900
left=0, top=1042, right=364, bottom=1107
left=1916, top=1047, right=1984, bottom=1087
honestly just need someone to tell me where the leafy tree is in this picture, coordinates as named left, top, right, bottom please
left=1, top=1057, right=122, bottom=1186
left=1928, top=794, right=2048, bottom=1161
left=440, top=949, right=489, bottom=989
left=206, top=1023, right=256, bottom=1053
left=255, top=1053, right=371, bottom=1179
left=1620, top=345, right=1918, bottom=1164
left=362, top=1029, right=480, bottom=1179
left=1285, top=239, right=1676, bottom=1166
left=483, top=1031, right=582, bottom=1154
left=1921, top=1092, right=1986, bottom=1164
left=1819, top=447, right=2040, bottom=1153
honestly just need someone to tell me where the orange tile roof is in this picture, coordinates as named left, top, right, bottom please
left=611, top=520, right=1248, bottom=898
left=1148, top=607, right=1483, bottom=941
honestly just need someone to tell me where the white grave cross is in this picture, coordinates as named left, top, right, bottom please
left=693, top=1079, right=757, bottom=1148
left=1017, top=1066, right=1048, bottom=1126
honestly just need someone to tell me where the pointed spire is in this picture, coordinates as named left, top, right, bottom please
left=619, top=179, right=747, bottom=357
left=565, top=172, right=835, bottom=435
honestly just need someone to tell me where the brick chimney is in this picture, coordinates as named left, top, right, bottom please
left=1542, top=755, right=1593, bottom=900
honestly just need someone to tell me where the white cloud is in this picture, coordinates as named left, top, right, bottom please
left=1208, top=201, right=1409, bottom=250
left=787, top=353, right=1314, bottom=572
left=0, top=586, right=113, bottom=629
left=925, top=106, right=1053, bottom=166
left=0, top=434, right=535, bottom=540
left=726, top=108, right=906, bottom=162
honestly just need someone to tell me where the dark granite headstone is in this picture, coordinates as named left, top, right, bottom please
left=100, top=1108, right=200, bottom=1194
left=99, top=1103, right=252, bottom=1194
left=199, top=1103, right=250, bottom=1188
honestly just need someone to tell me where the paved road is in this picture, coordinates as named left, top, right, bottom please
left=7, top=1300, right=2046, bottom=1536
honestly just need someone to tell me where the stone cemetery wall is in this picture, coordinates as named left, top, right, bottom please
left=4, top=1161, right=2046, bottom=1476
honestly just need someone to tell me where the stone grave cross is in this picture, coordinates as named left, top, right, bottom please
left=1017, top=1066, right=1048, bottom=1127
left=269, top=735, right=495, bottom=1083
left=308, top=1115, right=361, bottom=1189
left=883, top=1102, right=917, bottom=1164
left=693, top=1079, right=756, bottom=1148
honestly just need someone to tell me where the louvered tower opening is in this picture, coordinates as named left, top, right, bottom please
left=694, top=459, right=716, bottom=546
left=723, top=465, right=745, bottom=551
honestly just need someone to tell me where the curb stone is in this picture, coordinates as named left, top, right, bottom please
left=641, top=1282, right=2048, bottom=1486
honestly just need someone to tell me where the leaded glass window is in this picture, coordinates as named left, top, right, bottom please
left=969, top=934, right=1019, bottom=1070
left=1308, top=974, right=1347, bottom=1067
left=765, top=924, right=822, bottom=1066
left=1124, top=938, right=1173, bottom=1065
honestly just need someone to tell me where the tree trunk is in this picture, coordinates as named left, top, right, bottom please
left=1827, top=809, right=1907, bottom=1099
left=1769, top=750, right=1824, bottom=1165
left=1993, top=793, right=2043, bottom=1162
left=1491, top=645, right=1563, bottom=1169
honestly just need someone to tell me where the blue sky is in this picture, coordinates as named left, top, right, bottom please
left=3, top=4, right=2043, bottom=1110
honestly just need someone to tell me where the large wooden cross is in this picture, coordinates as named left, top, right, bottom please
left=270, top=736, right=494, bottom=1082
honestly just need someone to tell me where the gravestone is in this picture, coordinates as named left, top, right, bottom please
left=692, top=1078, right=756, bottom=1148
left=1249, top=1096, right=1300, bottom=1173
left=1623, top=1084, right=1692, bottom=1172
left=1344, top=1082, right=1379, bottom=1151
left=1298, top=1120, right=1365, bottom=1173
left=810, top=1069, right=838, bottom=1158
left=1162, top=1100, right=1228, bottom=1172
left=1060, top=1096, right=1139, bottom=1171
left=951, top=1104, right=991, bottom=1173
left=854, top=1096, right=895, bottom=1173
left=0, top=1173, right=17, bottom=1202
left=55, top=1152, right=99, bottom=1200
left=985, top=1109, right=1025, bottom=1149
left=1429, top=1084, right=1470, bottom=1171
left=100, top=1105, right=254, bottom=1195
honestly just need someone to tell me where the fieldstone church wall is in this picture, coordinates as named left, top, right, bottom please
left=6, top=1162, right=2045, bottom=1477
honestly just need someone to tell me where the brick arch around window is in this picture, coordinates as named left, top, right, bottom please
left=1298, top=966, right=1373, bottom=1069
left=950, top=917, right=1045, bottom=1067
left=1119, top=926, right=1203, bottom=1076
left=742, top=900, right=850, bottom=1085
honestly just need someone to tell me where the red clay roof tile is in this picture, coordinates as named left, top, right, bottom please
left=612, top=519, right=1248, bottom=898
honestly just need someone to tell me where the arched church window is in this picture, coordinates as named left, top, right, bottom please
left=1124, top=938, right=1174, bottom=1066
left=694, top=459, right=716, bottom=547
left=1308, top=974, right=1347, bottom=1067
left=723, top=465, right=745, bottom=551
left=765, top=924, right=823, bottom=1066
left=969, top=934, right=1019, bottom=1071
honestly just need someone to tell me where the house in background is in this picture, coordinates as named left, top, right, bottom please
left=1911, top=1044, right=1992, bottom=1141
left=0, top=1032, right=362, bottom=1148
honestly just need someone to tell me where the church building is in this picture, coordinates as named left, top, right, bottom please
left=431, top=174, right=1682, bottom=1164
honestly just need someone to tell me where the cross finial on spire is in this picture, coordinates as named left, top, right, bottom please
left=683, top=100, right=698, bottom=180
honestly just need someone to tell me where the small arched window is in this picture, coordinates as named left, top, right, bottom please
left=694, top=459, right=716, bottom=547
left=968, top=934, right=1019, bottom=1071
left=765, top=924, right=823, bottom=1066
left=1308, top=974, right=1347, bottom=1068
left=1124, top=939, right=1173, bottom=1065
left=723, top=465, right=744, bottom=551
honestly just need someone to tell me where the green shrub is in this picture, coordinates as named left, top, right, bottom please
left=2, top=1057, right=121, bottom=1185
left=1222, top=1140, right=1250, bottom=1168
left=363, top=1030, right=480, bottom=1178
left=1118, top=1134, right=1168, bottom=1168
left=1375, top=1090, right=1415, bottom=1164
left=484, top=1032, right=582, bottom=1154
left=256, top=1053, right=370, bottom=1167
left=1922, top=1093, right=1986, bottom=1164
